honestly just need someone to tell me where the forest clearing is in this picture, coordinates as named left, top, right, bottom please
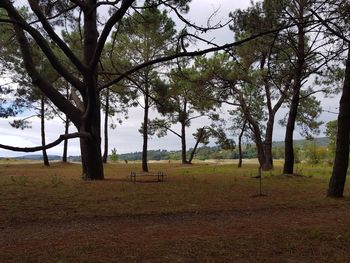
left=1, top=0, right=350, bottom=262
left=1, top=161, right=349, bottom=262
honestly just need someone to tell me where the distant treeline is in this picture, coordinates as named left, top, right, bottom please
left=118, top=147, right=243, bottom=161
left=1, top=137, right=330, bottom=163
left=118, top=137, right=330, bottom=161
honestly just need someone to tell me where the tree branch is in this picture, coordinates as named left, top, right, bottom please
left=164, top=126, right=182, bottom=138
left=311, top=9, right=350, bottom=44
left=160, top=0, right=231, bottom=32
left=0, top=1, right=85, bottom=92
left=4, top=15, right=82, bottom=127
left=99, top=23, right=296, bottom=90
left=28, top=0, right=87, bottom=74
left=90, top=0, right=135, bottom=69
left=0, top=132, right=90, bottom=152
left=95, top=0, right=122, bottom=9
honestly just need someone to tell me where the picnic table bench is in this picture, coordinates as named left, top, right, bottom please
left=129, top=171, right=166, bottom=183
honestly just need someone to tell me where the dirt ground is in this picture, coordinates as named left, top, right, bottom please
left=0, top=162, right=350, bottom=262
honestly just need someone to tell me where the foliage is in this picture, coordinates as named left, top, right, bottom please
left=0, top=0, right=346, bottom=181
left=146, top=61, right=220, bottom=163
left=325, top=120, right=337, bottom=154
left=0, top=10, right=27, bottom=118
left=279, top=93, right=324, bottom=139
left=0, top=0, right=200, bottom=179
left=110, top=148, right=119, bottom=161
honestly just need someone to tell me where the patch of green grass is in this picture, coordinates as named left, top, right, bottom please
left=1, top=160, right=350, bottom=262
left=0, top=160, right=346, bottom=224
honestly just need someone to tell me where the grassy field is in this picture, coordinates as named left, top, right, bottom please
left=0, top=160, right=349, bottom=262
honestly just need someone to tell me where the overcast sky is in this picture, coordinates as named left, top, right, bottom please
left=0, top=0, right=341, bottom=157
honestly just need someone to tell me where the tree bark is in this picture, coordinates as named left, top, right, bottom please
left=62, top=86, right=70, bottom=163
left=79, top=87, right=103, bottom=180
left=142, top=86, right=149, bottom=172
left=237, top=92, right=268, bottom=170
left=102, top=88, right=110, bottom=163
left=180, top=100, right=189, bottom=164
left=40, top=97, right=50, bottom=166
left=327, top=49, right=350, bottom=198
left=79, top=3, right=104, bottom=180
left=238, top=121, right=246, bottom=168
left=180, top=121, right=189, bottom=164
left=263, top=116, right=274, bottom=170
left=255, top=134, right=268, bottom=170
left=62, top=115, right=69, bottom=162
left=80, top=132, right=103, bottom=180
left=283, top=88, right=300, bottom=174
left=79, top=88, right=103, bottom=180
left=188, top=128, right=204, bottom=164
left=283, top=9, right=305, bottom=175
left=245, top=116, right=267, bottom=170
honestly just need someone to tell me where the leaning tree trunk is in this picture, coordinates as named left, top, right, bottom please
left=238, top=121, right=246, bottom=168
left=240, top=98, right=268, bottom=170
left=256, top=137, right=268, bottom=170
left=188, top=127, right=204, bottom=164
left=263, top=117, right=274, bottom=170
left=247, top=119, right=267, bottom=170
left=40, top=97, right=50, bottom=166
left=246, top=121, right=266, bottom=170
left=102, top=87, right=110, bottom=163
left=327, top=50, right=350, bottom=198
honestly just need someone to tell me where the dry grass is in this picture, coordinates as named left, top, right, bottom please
left=0, top=160, right=349, bottom=262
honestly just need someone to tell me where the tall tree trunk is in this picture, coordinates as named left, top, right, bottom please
left=80, top=3, right=104, bottom=180
left=327, top=49, right=350, bottom=198
left=78, top=72, right=104, bottom=179
left=102, top=88, right=110, bottom=163
left=240, top=96, right=267, bottom=170
left=142, top=87, right=149, bottom=172
left=283, top=89, right=300, bottom=174
left=248, top=120, right=267, bottom=170
left=80, top=132, right=103, bottom=180
left=40, top=97, right=50, bottom=166
left=238, top=121, right=246, bottom=168
left=79, top=91, right=103, bottom=180
left=238, top=141, right=243, bottom=168
left=180, top=101, right=189, bottom=164
left=256, top=138, right=267, bottom=170
left=263, top=117, right=274, bottom=170
left=181, top=121, right=189, bottom=164
left=62, top=115, right=69, bottom=162
left=62, top=85, right=70, bottom=163
left=78, top=78, right=103, bottom=180
left=283, top=11, right=305, bottom=175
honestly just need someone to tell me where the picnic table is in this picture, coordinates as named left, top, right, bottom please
left=129, top=171, right=165, bottom=183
